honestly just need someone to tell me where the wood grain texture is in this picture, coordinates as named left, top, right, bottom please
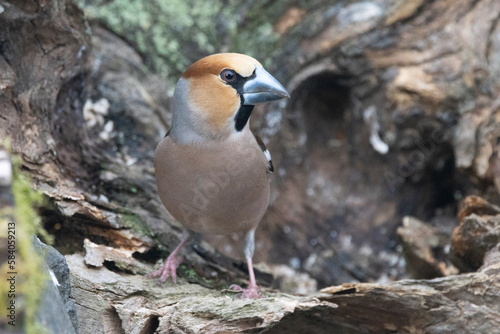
left=2, top=0, right=500, bottom=332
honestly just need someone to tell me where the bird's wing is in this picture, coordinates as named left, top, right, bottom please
left=253, top=134, right=274, bottom=173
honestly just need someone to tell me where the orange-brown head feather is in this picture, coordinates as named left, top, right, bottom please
left=183, top=53, right=261, bottom=79
left=183, top=53, right=261, bottom=135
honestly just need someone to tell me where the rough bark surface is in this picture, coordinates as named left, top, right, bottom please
left=1, top=0, right=500, bottom=333
left=260, top=0, right=500, bottom=286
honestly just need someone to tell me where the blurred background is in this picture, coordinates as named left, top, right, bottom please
left=72, top=0, right=500, bottom=286
left=1, top=0, right=500, bottom=331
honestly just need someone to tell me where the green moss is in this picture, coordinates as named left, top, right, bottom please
left=78, top=0, right=294, bottom=82
left=0, top=149, right=51, bottom=334
left=177, top=264, right=223, bottom=289
left=10, top=156, right=53, bottom=246
left=119, top=211, right=153, bottom=238
left=178, top=265, right=199, bottom=281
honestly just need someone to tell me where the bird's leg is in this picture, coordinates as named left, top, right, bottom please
left=229, top=229, right=261, bottom=298
left=147, top=230, right=190, bottom=283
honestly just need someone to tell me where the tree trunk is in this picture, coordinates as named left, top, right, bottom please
left=1, top=0, right=500, bottom=332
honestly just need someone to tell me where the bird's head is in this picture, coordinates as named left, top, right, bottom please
left=170, top=53, right=289, bottom=143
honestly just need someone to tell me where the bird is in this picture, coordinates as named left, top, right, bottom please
left=148, top=53, right=289, bottom=298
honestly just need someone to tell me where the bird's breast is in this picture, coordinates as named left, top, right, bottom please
left=154, top=135, right=270, bottom=235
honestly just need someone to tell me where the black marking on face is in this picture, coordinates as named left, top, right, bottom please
left=219, top=68, right=257, bottom=132
left=234, top=101, right=254, bottom=132
left=220, top=68, right=256, bottom=94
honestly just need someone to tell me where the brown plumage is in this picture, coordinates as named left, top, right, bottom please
left=149, top=53, right=289, bottom=298
left=155, top=129, right=270, bottom=235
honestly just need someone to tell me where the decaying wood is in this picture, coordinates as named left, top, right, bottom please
left=397, top=216, right=458, bottom=279
left=67, top=250, right=334, bottom=334
left=451, top=196, right=500, bottom=272
left=317, top=246, right=500, bottom=334
left=2, top=0, right=500, bottom=332
left=264, top=0, right=500, bottom=286
left=68, top=232, right=500, bottom=333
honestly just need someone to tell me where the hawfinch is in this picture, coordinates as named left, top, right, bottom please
left=149, top=53, right=289, bottom=298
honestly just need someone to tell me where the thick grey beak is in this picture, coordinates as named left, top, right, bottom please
left=242, top=67, right=290, bottom=105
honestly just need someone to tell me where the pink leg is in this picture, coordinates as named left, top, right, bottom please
left=229, top=257, right=261, bottom=298
left=229, top=230, right=261, bottom=298
left=147, top=232, right=189, bottom=283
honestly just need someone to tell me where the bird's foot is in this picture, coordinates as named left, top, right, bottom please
left=147, top=254, right=184, bottom=283
left=229, top=284, right=262, bottom=299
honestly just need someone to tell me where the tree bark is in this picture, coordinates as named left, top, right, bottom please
left=1, top=0, right=500, bottom=333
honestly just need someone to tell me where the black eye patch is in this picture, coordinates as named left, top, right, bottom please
left=219, top=69, right=256, bottom=95
left=219, top=68, right=257, bottom=132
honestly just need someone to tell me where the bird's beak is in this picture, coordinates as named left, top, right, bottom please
left=242, top=67, right=290, bottom=105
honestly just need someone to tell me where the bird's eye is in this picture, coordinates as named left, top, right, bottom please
left=220, top=69, right=236, bottom=83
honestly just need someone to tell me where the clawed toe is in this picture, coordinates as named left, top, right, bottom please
left=229, top=284, right=244, bottom=292
left=147, top=255, right=184, bottom=283
left=229, top=284, right=262, bottom=299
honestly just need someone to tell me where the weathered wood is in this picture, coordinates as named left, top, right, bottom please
left=2, top=0, right=500, bottom=332
left=67, top=251, right=334, bottom=334
left=316, top=245, right=500, bottom=334
left=451, top=196, right=500, bottom=272
left=67, top=237, right=500, bottom=333
left=264, top=0, right=500, bottom=286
